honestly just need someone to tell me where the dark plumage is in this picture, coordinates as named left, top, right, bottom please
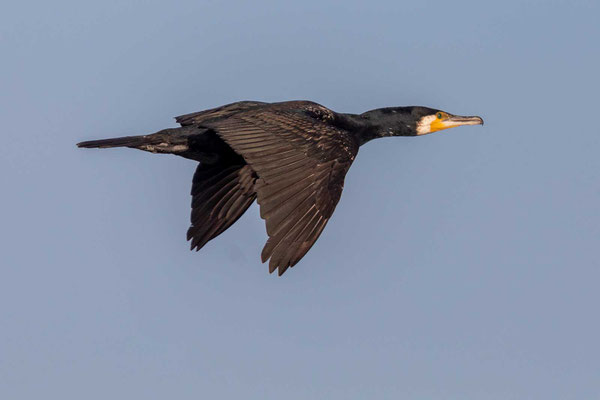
left=77, top=100, right=483, bottom=275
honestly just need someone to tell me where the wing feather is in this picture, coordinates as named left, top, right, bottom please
left=175, top=101, right=268, bottom=126
left=187, top=163, right=257, bottom=251
left=206, top=104, right=357, bottom=274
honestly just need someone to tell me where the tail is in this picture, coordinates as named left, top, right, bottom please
left=77, top=135, right=153, bottom=149
left=77, top=126, right=204, bottom=152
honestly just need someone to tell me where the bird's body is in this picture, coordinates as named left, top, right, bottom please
left=78, top=100, right=483, bottom=275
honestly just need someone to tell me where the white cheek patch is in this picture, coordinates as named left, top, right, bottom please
left=416, top=115, right=437, bottom=135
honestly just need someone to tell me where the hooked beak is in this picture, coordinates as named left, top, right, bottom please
left=417, top=113, right=484, bottom=135
left=446, top=115, right=484, bottom=127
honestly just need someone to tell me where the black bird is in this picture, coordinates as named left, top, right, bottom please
left=78, top=100, right=483, bottom=275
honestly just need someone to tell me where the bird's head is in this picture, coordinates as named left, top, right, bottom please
left=360, top=106, right=484, bottom=138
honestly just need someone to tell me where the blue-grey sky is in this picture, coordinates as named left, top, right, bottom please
left=1, top=0, right=599, bottom=398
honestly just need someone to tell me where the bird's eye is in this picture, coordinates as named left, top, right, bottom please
left=436, top=113, right=443, bottom=119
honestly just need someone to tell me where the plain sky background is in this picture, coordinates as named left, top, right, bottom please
left=1, top=0, right=599, bottom=398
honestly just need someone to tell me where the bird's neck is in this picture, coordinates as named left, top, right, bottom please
left=336, top=113, right=414, bottom=146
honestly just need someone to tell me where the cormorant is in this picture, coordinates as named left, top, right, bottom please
left=77, top=100, right=483, bottom=275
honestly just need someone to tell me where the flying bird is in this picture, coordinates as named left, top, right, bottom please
left=77, top=100, right=483, bottom=275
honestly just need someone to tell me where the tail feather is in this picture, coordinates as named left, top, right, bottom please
left=76, top=135, right=151, bottom=149
left=77, top=126, right=212, bottom=161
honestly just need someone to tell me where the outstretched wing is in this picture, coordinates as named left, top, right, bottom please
left=187, top=162, right=257, bottom=251
left=175, top=101, right=268, bottom=126
left=207, top=104, right=357, bottom=275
